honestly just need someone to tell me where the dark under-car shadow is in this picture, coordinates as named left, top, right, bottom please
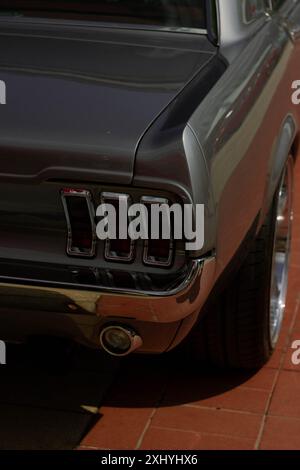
left=0, top=340, right=262, bottom=450
left=0, top=340, right=119, bottom=450
left=99, top=351, right=263, bottom=411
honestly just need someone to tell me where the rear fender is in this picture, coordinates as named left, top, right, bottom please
left=260, top=114, right=296, bottom=224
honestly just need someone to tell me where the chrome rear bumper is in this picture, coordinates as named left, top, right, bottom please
left=0, top=256, right=216, bottom=353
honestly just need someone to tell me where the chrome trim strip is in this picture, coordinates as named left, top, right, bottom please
left=140, top=196, right=169, bottom=205
left=0, top=17, right=208, bottom=35
left=61, top=188, right=96, bottom=258
left=0, top=259, right=203, bottom=299
left=101, top=192, right=135, bottom=262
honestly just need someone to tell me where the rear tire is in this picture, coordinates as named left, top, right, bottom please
left=187, top=157, right=294, bottom=369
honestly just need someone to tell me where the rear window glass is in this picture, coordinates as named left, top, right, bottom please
left=0, top=1, right=207, bottom=29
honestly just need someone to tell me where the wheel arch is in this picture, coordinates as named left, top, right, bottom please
left=260, top=113, right=297, bottom=226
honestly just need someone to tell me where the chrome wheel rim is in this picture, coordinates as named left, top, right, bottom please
left=269, top=158, right=293, bottom=348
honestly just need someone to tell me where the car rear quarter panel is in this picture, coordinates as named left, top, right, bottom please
left=189, top=13, right=300, bottom=279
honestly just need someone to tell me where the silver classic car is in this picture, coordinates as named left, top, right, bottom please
left=0, top=0, right=299, bottom=368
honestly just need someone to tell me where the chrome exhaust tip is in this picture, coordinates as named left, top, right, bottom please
left=99, top=325, right=143, bottom=357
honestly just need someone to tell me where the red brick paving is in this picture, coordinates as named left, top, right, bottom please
left=79, top=158, right=300, bottom=450
left=140, top=428, right=255, bottom=451
left=260, top=416, right=300, bottom=450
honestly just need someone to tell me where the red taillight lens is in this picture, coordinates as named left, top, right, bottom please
left=144, top=239, right=173, bottom=266
left=101, top=192, right=134, bottom=262
left=141, top=197, right=173, bottom=267
left=61, top=189, right=96, bottom=258
left=148, top=239, right=172, bottom=259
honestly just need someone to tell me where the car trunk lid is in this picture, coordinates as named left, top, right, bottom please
left=0, top=21, right=215, bottom=185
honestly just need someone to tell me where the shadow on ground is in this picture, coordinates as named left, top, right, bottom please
left=0, top=340, right=259, bottom=450
left=101, top=351, right=261, bottom=410
left=0, top=340, right=119, bottom=450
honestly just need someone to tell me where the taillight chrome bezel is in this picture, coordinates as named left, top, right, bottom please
left=61, top=188, right=96, bottom=258
left=140, top=196, right=174, bottom=268
left=101, top=192, right=135, bottom=262
left=61, top=187, right=176, bottom=268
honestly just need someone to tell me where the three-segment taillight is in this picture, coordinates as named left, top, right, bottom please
left=61, top=189, right=174, bottom=267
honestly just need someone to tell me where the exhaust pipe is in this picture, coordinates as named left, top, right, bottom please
left=99, top=325, right=143, bottom=357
